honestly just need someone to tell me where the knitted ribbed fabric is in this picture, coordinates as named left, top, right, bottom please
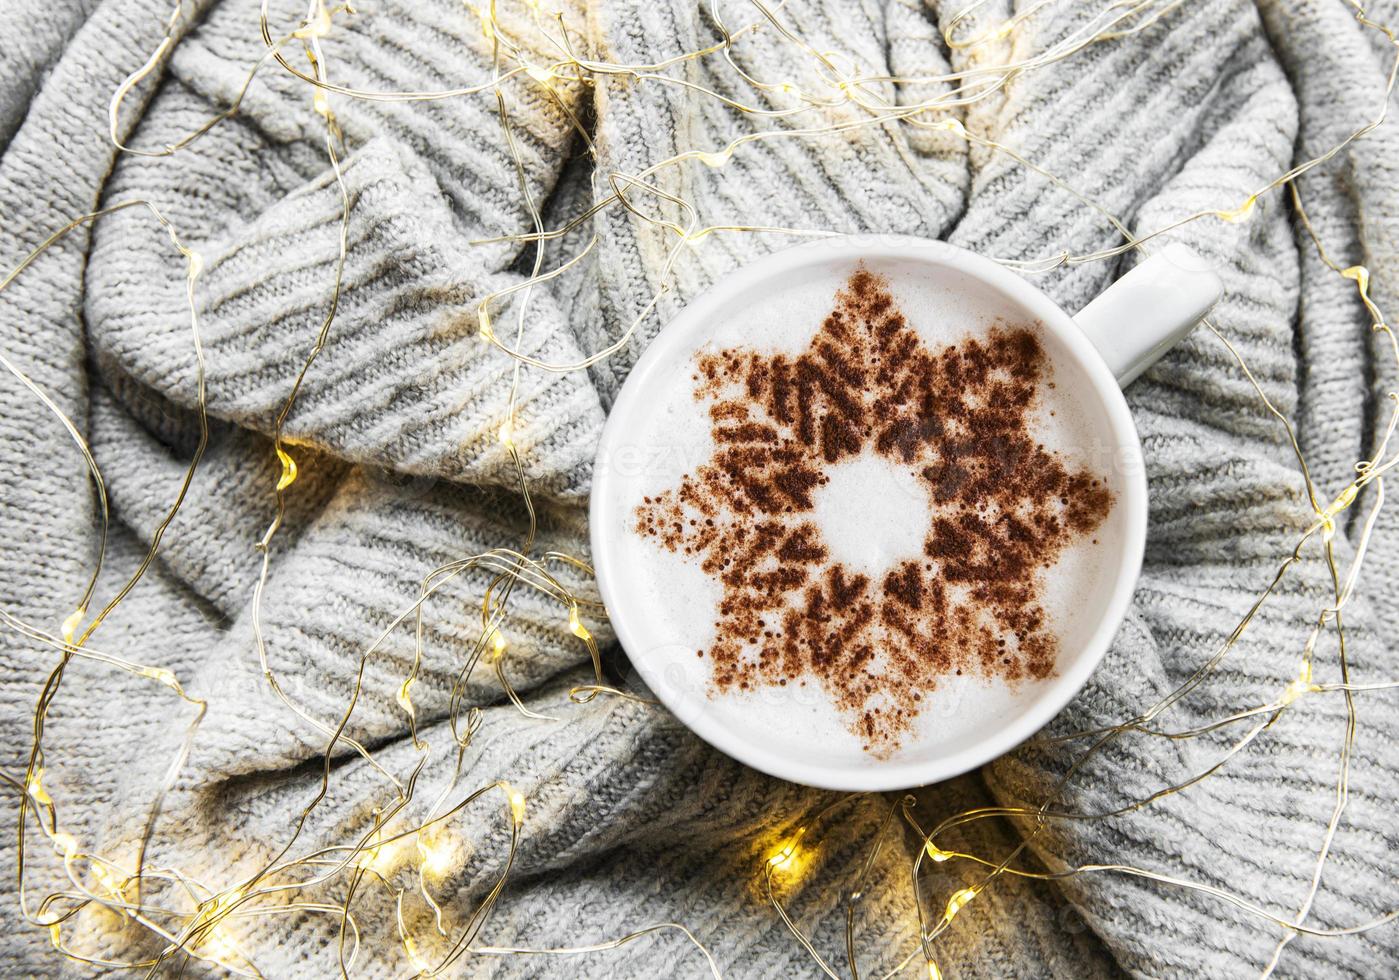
left=2, top=0, right=1397, bottom=975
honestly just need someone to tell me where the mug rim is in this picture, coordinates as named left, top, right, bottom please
left=589, top=234, right=1148, bottom=791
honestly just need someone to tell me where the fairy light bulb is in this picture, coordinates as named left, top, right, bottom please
left=1219, top=195, right=1257, bottom=222
left=941, top=886, right=978, bottom=926
left=491, top=629, right=507, bottom=660
left=202, top=926, right=240, bottom=966
left=507, top=787, right=527, bottom=827
left=925, top=841, right=952, bottom=863
left=1280, top=677, right=1309, bottom=706
left=360, top=838, right=406, bottom=875
left=275, top=446, right=298, bottom=491
left=417, top=835, right=454, bottom=878
left=1280, top=661, right=1316, bottom=706
left=91, top=863, right=118, bottom=891
left=60, top=608, right=84, bottom=645
left=192, top=889, right=247, bottom=958
left=293, top=3, right=332, bottom=39
left=1340, top=264, right=1387, bottom=329
left=568, top=606, right=590, bottom=641
left=926, top=961, right=944, bottom=980
left=205, top=889, right=244, bottom=919
left=1342, top=264, right=1371, bottom=290
left=144, top=666, right=178, bottom=690
left=395, top=678, right=416, bottom=718
left=767, top=838, right=800, bottom=873
left=696, top=148, right=733, bottom=168
left=1318, top=483, right=1359, bottom=542
left=498, top=417, right=514, bottom=448
left=27, top=769, right=52, bottom=807
left=468, top=3, right=494, bottom=40
left=91, top=863, right=126, bottom=906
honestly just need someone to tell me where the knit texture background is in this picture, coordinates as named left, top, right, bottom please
left=1, top=0, right=1397, bottom=976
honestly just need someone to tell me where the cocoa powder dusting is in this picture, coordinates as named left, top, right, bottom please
left=634, top=268, right=1113, bottom=756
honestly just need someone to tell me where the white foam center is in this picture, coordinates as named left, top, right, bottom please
left=810, top=450, right=932, bottom=579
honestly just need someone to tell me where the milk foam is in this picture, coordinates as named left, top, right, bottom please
left=602, top=260, right=1130, bottom=764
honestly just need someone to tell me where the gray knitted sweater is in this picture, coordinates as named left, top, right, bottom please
left=2, top=0, right=1397, bottom=976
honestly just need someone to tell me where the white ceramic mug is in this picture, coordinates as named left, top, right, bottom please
left=590, top=236, right=1222, bottom=791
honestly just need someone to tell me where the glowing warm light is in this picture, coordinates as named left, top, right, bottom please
left=27, top=769, right=53, bottom=807
left=1219, top=195, right=1257, bottom=222
left=145, top=666, right=178, bottom=689
left=1324, top=484, right=1358, bottom=518
left=401, top=929, right=432, bottom=973
left=205, top=889, right=244, bottom=919
left=191, top=888, right=248, bottom=961
left=927, top=961, right=944, bottom=980
left=358, top=843, right=383, bottom=872
left=508, top=788, right=527, bottom=827
left=293, top=3, right=332, bottom=39
left=941, top=886, right=978, bottom=926
left=491, top=628, right=507, bottom=659
left=568, top=606, right=591, bottom=641
left=417, top=834, right=454, bottom=878
left=50, top=832, right=78, bottom=861
left=396, top=678, right=416, bottom=718
left=925, top=842, right=952, bottom=863
left=498, top=417, right=514, bottom=447
left=359, top=839, right=407, bottom=875
left=275, top=446, right=298, bottom=490
left=200, top=926, right=241, bottom=966
left=1342, top=264, right=1371, bottom=290
left=1280, top=662, right=1316, bottom=706
left=1316, top=482, right=1359, bottom=542
left=468, top=3, right=494, bottom=41
left=60, top=609, right=83, bottom=645
left=91, top=863, right=126, bottom=905
left=767, top=840, right=799, bottom=872
left=696, top=149, right=732, bottom=168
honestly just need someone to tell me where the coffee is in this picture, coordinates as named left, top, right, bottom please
left=608, top=264, right=1121, bottom=760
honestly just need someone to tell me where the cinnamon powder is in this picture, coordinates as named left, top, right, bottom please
left=634, top=268, right=1113, bottom=755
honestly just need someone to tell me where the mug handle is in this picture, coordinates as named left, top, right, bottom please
left=1073, top=243, right=1223, bottom=387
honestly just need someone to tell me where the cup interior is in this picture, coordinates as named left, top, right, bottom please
left=590, top=238, right=1147, bottom=790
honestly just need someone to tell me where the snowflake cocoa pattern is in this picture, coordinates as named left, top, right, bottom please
left=634, top=268, right=1113, bottom=755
